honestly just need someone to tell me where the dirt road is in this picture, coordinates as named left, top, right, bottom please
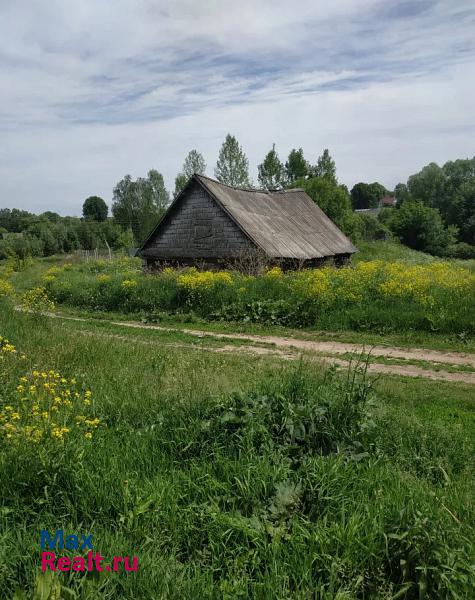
left=34, top=310, right=475, bottom=385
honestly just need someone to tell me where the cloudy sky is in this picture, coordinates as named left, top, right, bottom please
left=1, top=0, right=474, bottom=215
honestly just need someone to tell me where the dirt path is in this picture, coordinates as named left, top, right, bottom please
left=34, top=310, right=475, bottom=385
left=112, top=321, right=475, bottom=368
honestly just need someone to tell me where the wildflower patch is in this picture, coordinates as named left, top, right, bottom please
left=41, top=257, right=475, bottom=333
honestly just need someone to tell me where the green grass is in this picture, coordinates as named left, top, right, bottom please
left=354, top=241, right=439, bottom=265
left=29, top=303, right=475, bottom=354
left=0, top=299, right=474, bottom=599
left=355, top=241, right=475, bottom=271
left=6, top=250, right=475, bottom=346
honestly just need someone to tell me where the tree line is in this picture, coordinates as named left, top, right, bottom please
left=1, top=133, right=473, bottom=260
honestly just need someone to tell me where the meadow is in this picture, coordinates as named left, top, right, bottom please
left=5, top=243, right=473, bottom=337
left=0, top=299, right=474, bottom=599
left=0, top=243, right=474, bottom=598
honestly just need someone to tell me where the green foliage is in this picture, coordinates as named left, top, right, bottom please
left=215, top=134, right=251, bottom=187
left=174, top=149, right=206, bottom=196
left=285, top=148, right=309, bottom=183
left=310, top=149, right=337, bottom=184
left=183, top=149, right=206, bottom=178
left=387, top=200, right=457, bottom=256
left=350, top=182, right=387, bottom=209
left=174, top=172, right=188, bottom=197
left=82, top=195, right=108, bottom=221
left=112, top=169, right=170, bottom=245
left=207, top=361, right=374, bottom=459
left=401, top=157, right=475, bottom=245
left=358, top=213, right=391, bottom=241
left=0, top=208, right=128, bottom=259
left=0, top=209, right=33, bottom=233
left=40, top=256, right=475, bottom=334
left=295, top=176, right=352, bottom=227
left=257, top=144, right=286, bottom=189
left=448, top=242, right=475, bottom=259
left=211, top=299, right=312, bottom=327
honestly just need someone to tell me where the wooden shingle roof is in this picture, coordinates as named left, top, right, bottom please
left=194, top=175, right=357, bottom=259
left=140, top=174, right=357, bottom=260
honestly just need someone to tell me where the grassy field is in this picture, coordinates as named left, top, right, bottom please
left=3, top=242, right=474, bottom=343
left=0, top=298, right=474, bottom=599
left=1, top=242, right=474, bottom=598
left=353, top=241, right=475, bottom=271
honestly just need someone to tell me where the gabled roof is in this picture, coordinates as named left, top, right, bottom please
left=141, top=174, right=357, bottom=259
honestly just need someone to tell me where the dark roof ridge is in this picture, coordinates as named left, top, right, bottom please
left=194, top=173, right=303, bottom=194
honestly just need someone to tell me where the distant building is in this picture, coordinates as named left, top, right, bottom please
left=140, top=174, right=357, bottom=271
left=380, top=195, right=396, bottom=207
left=354, top=195, right=396, bottom=216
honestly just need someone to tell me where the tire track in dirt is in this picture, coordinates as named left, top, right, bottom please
left=39, top=311, right=475, bottom=385
left=111, top=320, right=475, bottom=369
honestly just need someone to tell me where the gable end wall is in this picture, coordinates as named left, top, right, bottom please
left=143, top=182, right=255, bottom=259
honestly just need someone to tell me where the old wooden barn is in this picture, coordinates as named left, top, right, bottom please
left=140, top=174, right=357, bottom=270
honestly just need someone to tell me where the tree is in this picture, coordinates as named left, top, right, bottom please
left=215, top=134, right=250, bottom=187
left=403, top=157, right=475, bottom=245
left=257, top=144, right=285, bottom=189
left=174, top=173, right=188, bottom=197
left=295, top=177, right=352, bottom=228
left=387, top=200, right=457, bottom=255
left=407, top=162, right=445, bottom=209
left=82, top=196, right=108, bottom=222
left=112, top=170, right=169, bottom=245
left=183, top=149, right=206, bottom=178
left=285, top=148, right=308, bottom=183
left=174, top=149, right=206, bottom=196
left=311, top=149, right=337, bottom=184
left=0, top=208, right=34, bottom=232
left=394, top=183, right=411, bottom=206
left=147, top=169, right=170, bottom=213
left=350, top=182, right=387, bottom=209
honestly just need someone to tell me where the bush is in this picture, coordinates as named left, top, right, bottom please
left=448, top=242, right=475, bottom=259
left=387, top=201, right=457, bottom=256
left=358, top=213, right=391, bottom=241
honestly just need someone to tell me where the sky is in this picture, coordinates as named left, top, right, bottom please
left=1, top=0, right=474, bottom=215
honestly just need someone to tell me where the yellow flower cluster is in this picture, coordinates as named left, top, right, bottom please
left=21, top=287, right=55, bottom=313
left=288, top=261, right=474, bottom=308
left=96, top=274, right=111, bottom=284
left=121, top=279, right=138, bottom=289
left=290, top=268, right=332, bottom=302
left=0, top=335, right=18, bottom=356
left=265, top=266, right=284, bottom=279
left=0, top=258, right=15, bottom=280
left=42, top=266, right=62, bottom=283
left=1, top=368, right=100, bottom=444
left=177, top=269, right=233, bottom=290
left=377, top=262, right=473, bottom=306
left=0, top=279, right=14, bottom=298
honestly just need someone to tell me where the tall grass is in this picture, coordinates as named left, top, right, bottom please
left=0, top=299, right=474, bottom=598
left=35, top=256, right=475, bottom=334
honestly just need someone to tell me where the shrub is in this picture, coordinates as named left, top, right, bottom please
left=448, top=242, right=475, bottom=259
left=387, top=201, right=457, bottom=256
left=21, top=287, right=55, bottom=314
left=205, top=362, right=375, bottom=460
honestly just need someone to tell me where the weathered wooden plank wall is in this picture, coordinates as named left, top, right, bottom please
left=146, top=182, right=254, bottom=259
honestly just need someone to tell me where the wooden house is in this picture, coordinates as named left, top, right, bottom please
left=140, top=174, right=357, bottom=270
